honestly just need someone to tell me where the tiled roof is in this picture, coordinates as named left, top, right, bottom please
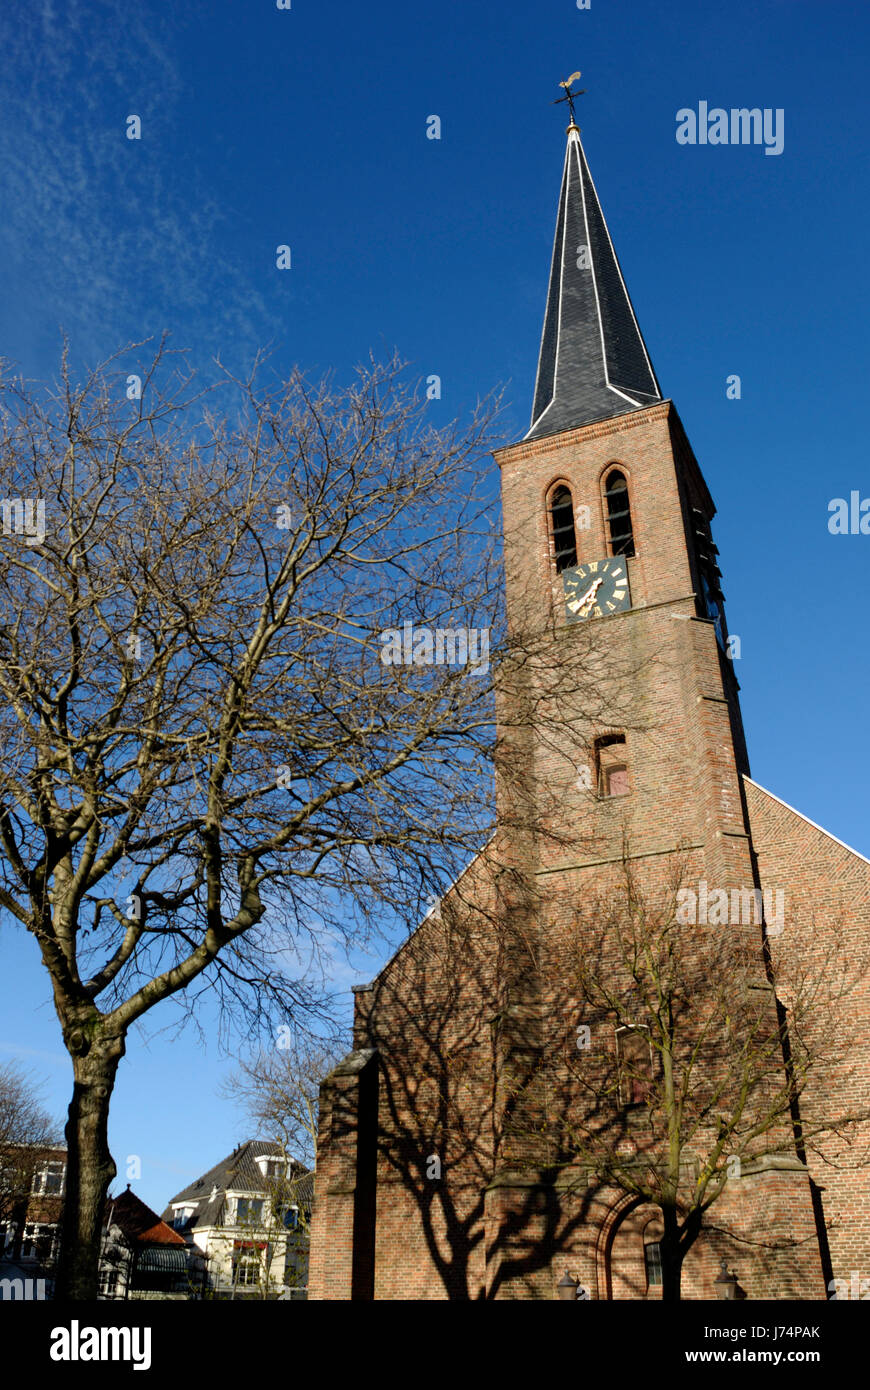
left=527, top=126, right=662, bottom=441
left=161, top=1139, right=311, bottom=1229
left=292, top=1171, right=314, bottom=1206
left=106, top=1188, right=187, bottom=1248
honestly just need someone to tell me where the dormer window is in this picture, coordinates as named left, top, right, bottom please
left=603, top=469, right=635, bottom=557
left=236, top=1197, right=264, bottom=1225
left=255, top=1155, right=287, bottom=1180
left=548, top=484, right=578, bottom=573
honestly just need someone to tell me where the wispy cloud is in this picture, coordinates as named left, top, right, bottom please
left=0, top=1, right=278, bottom=368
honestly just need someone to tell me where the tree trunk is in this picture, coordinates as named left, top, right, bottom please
left=55, top=1027, right=126, bottom=1301
left=659, top=1205, right=684, bottom=1303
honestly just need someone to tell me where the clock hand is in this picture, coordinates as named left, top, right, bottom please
left=576, top=577, right=604, bottom=611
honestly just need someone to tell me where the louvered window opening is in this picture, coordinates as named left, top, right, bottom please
left=604, top=472, right=635, bottom=557
left=692, top=508, right=724, bottom=601
left=549, top=486, right=578, bottom=572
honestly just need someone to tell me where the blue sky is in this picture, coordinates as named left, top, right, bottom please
left=1, top=0, right=868, bottom=1214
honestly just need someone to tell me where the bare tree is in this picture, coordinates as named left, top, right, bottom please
left=223, top=1036, right=347, bottom=1172
left=0, top=340, right=505, bottom=1298
left=0, top=1061, right=60, bottom=1235
left=219, top=1036, right=357, bottom=1298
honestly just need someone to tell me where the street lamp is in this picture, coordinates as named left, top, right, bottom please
left=557, top=1271, right=580, bottom=1301
left=714, top=1258, right=740, bottom=1300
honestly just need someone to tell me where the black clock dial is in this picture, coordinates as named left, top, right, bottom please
left=563, top=558, right=631, bottom=622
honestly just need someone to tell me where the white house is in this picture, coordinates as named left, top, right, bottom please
left=162, top=1139, right=311, bottom=1298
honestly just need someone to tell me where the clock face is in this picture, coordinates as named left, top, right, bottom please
left=563, top=558, right=631, bottom=622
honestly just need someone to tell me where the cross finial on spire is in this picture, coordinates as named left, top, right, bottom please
left=553, top=71, right=585, bottom=130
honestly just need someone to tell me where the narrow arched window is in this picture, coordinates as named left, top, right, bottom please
left=549, top=484, right=577, bottom=573
left=595, top=733, right=629, bottom=798
left=604, top=469, right=635, bottom=557
left=616, top=1023, right=652, bottom=1106
left=644, top=1240, right=663, bottom=1289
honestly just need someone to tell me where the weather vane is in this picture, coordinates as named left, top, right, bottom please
left=553, top=71, right=585, bottom=127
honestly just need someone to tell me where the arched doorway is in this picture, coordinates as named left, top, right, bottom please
left=597, top=1197, right=664, bottom=1300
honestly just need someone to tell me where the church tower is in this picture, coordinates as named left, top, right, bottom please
left=495, top=112, right=753, bottom=890
left=307, top=103, right=870, bottom=1302
left=486, top=110, right=824, bottom=1301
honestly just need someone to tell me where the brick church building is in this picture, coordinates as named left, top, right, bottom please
left=308, top=111, right=870, bottom=1300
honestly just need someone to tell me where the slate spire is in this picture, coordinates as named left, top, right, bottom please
left=527, top=123, right=662, bottom=440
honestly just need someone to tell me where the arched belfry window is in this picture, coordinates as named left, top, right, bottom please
left=549, top=484, right=577, bottom=573
left=603, top=469, right=635, bottom=557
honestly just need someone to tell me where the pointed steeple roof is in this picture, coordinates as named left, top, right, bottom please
left=527, top=124, right=662, bottom=441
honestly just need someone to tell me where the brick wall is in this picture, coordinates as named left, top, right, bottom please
left=309, top=402, right=841, bottom=1300
left=746, top=777, right=870, bottom=1292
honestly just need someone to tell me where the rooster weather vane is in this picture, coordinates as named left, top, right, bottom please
left=553, top=71, right=585, bottom=126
